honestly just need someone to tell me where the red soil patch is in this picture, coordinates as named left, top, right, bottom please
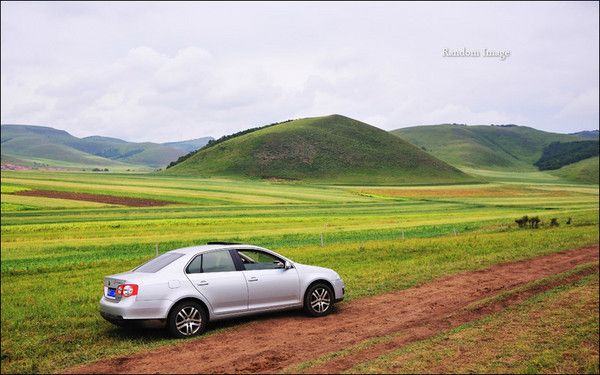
left=13, top=190, right=174, bottom=207
left=66, top=245, right=599, bottom=374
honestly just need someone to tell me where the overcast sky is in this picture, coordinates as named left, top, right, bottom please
left=1, top=1, right=598, bottom=142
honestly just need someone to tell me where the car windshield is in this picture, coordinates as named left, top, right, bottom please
left=134, top=252, right=184, bottom=273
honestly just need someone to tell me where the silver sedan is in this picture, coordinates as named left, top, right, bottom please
left=100, top=243, right=345, bottom=337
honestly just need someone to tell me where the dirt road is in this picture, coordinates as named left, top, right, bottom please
left=68, top=245, right=599, bottom=374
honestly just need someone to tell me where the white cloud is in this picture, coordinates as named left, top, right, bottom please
left=1, top=2, right=598, bottom=141
left=556, top=89, right=600, bottom=117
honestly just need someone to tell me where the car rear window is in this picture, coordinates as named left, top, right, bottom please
left=134, top=252, right=184, bottom=273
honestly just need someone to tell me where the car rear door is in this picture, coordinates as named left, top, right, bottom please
left=185, top=250, right=248, bottom=316
left=235, top=249, right=300, bottom=311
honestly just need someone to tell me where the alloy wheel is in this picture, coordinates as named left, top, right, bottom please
left=175, top=306, right=202, bottom=336
left=310, top=287, right=331, bottom=313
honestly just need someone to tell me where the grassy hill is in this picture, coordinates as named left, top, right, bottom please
left=165, top=115, right=473, bottom=184
left=392, top=124, right=579, bottom=171
left=550, top=156, right=599, bottom=184
left=534, top=140, right=599, bottom=170
left=1, top=125, right=211, bottom=169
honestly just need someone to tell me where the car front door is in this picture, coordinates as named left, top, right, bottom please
left=236, top=249, right=300, bottom=311
left=185, top=250, right=248, bottom=316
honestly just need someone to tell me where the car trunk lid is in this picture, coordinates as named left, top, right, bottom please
left=103, top=272, right=138, bottom=301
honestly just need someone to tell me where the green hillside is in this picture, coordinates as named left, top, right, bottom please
left=392, top=124, right=579, bottom=171
left=1, top=126, right=132, bottom=168
left=1, top=125, right=211, bottom=169
left=550, top=156, right=599, bottom=184
left=534, top=140, right=599, bottom=170
left=165, top=115, right=473, bottom=184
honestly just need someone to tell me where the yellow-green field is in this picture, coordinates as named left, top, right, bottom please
left=1, top=170, right=598, bottom=374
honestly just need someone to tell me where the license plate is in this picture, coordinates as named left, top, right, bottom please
left=106, top=288, right=116, bottom=298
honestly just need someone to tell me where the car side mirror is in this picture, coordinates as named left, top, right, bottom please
left=284, top=261, right=293, bottom=270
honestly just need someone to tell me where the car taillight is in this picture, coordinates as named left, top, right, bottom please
left=116, top=284, right=138, bottom=297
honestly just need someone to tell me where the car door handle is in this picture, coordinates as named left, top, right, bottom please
left=196, top=281, right=209, bottom=286
left=248, top=276, right=258, bottom=282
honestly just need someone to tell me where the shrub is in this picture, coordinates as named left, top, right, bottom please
left=529, top=216, right=541, bottom=229
left=515, top=215, right=541, bottom=229
left=515, top=215, right=529, bottom=228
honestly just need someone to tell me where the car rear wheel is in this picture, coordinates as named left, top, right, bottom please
left=304, top=283, right=334, bottom=317
left=167, top=301, right=207, bottom=338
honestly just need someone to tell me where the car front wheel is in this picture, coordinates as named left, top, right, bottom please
left=167, top=301, right=207, bottom=338
left=304, top=283, right=334, bottom=317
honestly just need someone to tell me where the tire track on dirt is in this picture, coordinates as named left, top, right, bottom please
left=302, top=262, right=599, bottom=373
left=67, top=245, right=599, bottom=374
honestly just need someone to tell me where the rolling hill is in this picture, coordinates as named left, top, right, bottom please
left=1, top=124, right=212, bottom=169
left=165, top=115, right=474, bottom=184
left=550, top=156, right=599, bottom=184
left=534, top=140, right=599, bottom=170
left=392, top=124, right=580, bottom=171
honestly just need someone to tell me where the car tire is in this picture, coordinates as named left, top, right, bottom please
left=304, top=283, right=334, bottom=317
left=167, top=301, right=208, bottom=338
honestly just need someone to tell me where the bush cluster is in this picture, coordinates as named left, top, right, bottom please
left=515, top=215, right=540, bottom=228
left=515, top=216, right=567, bottom=229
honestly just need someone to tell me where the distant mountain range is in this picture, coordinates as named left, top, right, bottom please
left=569, top=130, right=599, bottom=139
left=1, top=124, right=212, bottom=170
left=1, top=120, right=597, bottom=184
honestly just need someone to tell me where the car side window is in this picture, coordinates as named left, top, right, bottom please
left=201, top=251, right=236, bottom=273
left=186, top=255, right=202, bottom=274
left=238, top=250, right=284, bottom=270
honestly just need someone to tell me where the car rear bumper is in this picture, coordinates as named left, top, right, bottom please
left=100, top=297, right=172, bottom=320
left=100, top=310, right=125, bottom=321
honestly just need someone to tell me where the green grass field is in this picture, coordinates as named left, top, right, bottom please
left=1, top=170, right=598, bottom=373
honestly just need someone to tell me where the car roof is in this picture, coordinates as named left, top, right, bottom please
left=167, top=244, right=266, bottom=255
